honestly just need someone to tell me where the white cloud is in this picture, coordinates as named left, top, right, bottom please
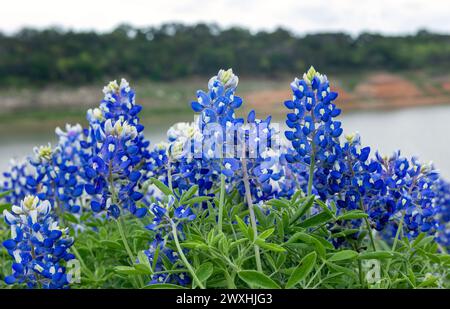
left=0, top=0, right=448, bottom=34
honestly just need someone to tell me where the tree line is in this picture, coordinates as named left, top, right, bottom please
left=0, top=23, right=449, bottom=86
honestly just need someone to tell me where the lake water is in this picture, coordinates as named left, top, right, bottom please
left=1, top=105, right=449, bottom=180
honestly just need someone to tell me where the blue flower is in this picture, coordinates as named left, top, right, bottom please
left=82, top=79, right=150, bottom=219
left=284, top=67, right=342, bottom=195
left=2, top=159, right=36, bottom=206
left=2, top=195, right=76, bottom=288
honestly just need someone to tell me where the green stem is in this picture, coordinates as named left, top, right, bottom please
left=167, top=158, right=173, bottom=192
left=359, top=199, right=377, bottom=251
left=392, top=211, right=405, bottom=252
left=357, top=259, right=365, bottom=288
left=170, top=221, right=205, bottom=289
left=218, top=173, right=226, bottom=233
left=224, top=270, right=236, bottom=289
left=116, top=218, right=145, bottom=288
left=241, top=154, right=262, bottom=273
left=307, top=152, right=315, bottom=196
left=305, top=261, right=325, bottom=289
left=71, top=245, right=94, bottom=278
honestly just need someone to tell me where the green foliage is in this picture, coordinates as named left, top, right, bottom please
left=0, top=25, right=449, bottom=86
left=109, top=191, right=449, bottom=289
left=1, top=187, right=448, bottom=289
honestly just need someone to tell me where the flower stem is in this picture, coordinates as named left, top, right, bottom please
left=357, top=259, right=365, bottom=288
left=71, top=245, right=94, bottom=279
left=392, top=211, right=405, bottom=252
left=241, top=154, right=262, bottom=273
left=307, top=152, right=315, bottom=196
left=218, top=173, right=226, bottom=233
left=170, top=221, right=205, bottom=289
left=116, top=218, right=145, bottom=288
left=359, top=199, right=377, bottom=251
left=167, top=158, right=173, bottom=192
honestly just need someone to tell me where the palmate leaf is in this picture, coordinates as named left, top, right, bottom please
left=0, top=203, right=12, bottom=212
left=179, top=185, right=199, bottom=204
left=149, top=177, right=173, bottom=196
left=358, top=251, right=394, bottom=260
left=0, top=190, right=12, bottom=199
left=195, top=262, right=213, bottom=284
left=289, top=195, right=315, bottom=225
left=285, top=232, right=326, bottom=257
left=328, top=250, right=358, bottom=262
left=238, top=271, right=281, bottom=289
left=337, top=210, right=368, bottom=221
left=255, top=239, right=286, bottom=252
left=286, top=251, right=317, bottom=288
left=298, top=211, right=333, bottom=229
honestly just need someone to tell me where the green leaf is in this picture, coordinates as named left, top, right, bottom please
left=328, top=250, right=358, bottom=262
left=286, top=252, right=317, bottom=288
left=238, top=271, right=281, bottom=289
left=114, top=266, right=139, bottom=275
left=285, top=232, right=325, bottom=257
left=337, top=210, right=368, bottom=221
left=247, top=226, right=255, bottom=242
left=0, top=203, right=12, bottom=212
left=134, top=263, right=152, bottom=275
left=144, top=283, right=187, bottom=289
left=413, top=235, right=434, bottom=249
left=411, top=233, right=426, bottom=248
left=266, top=199, right=290, bottom=208
left=298, top=211, right=333, bottom=229
left=291, top=191, right=304, bottom=203
left=286, top=232, right=315, bottom=244
left=276, top=252, right=287, bottom=269
left=315, top=199, right=335, bottom=218
left=100, top=240, right=123, bottom=250
left=179, top=185, right=198, bottom=204
left=0, top=190, right=12, bottom=199
left=138, top=251, right=152, bottom=271
left=259, top=228, right=275, bottom=240
left=80, top=212, right=92, bottom=222
left=181, top=241, right=208, bottom=250
left=325, top=261, right=358, bottom=280
left=289, top=195, right=315, bottom=224
left=254, top=206, right=267, bottom=228
left=330, top=229, right=359, bottom=238
left=63, top=212, right=79, bottom=224
left=417, top=275, right=439, bottom=288
left=255, top=239, right=286, bottom=252
left=235, top=216, right=249, bottom=238
left=184, top=196, right=212, bottom=205
left=358, top=251, right=394, bottom=260
left=196, top=262, right=213, bottom=284
left=150, top=177, right=172, bottom=196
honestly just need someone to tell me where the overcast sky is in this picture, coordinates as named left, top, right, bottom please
left=1, top=0, right=449, bottom=35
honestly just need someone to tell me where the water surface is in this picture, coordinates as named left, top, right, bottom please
left=1, top=105, right=449, bottom=179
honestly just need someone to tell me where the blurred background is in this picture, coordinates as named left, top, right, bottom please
left=0, top=0, right=449, bottom=178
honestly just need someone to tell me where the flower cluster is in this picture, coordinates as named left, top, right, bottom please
left=2, top=195, right=75, bottom=288
left=375, top=152, right=440, bottom=238
left=284, top=66, right=342, bottom=176
left=282, top=67, right=449, bottom=249
left=435, top=180, right=450, bottom=247
left=143, top=234, right=190, bottom=285
left=144, top=195, right=195, bottom=285
left=189, top=69, right=299, bottom=204
left=2, top=159, right=36, bottom=206
left=1, top=67, right=450, bottom=291
left=26, top=142, right=85, bottom=214
left=82, top=79, right=150, bottom=219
